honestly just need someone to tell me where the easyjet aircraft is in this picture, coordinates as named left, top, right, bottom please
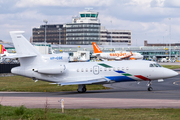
left=92, top=42, right=143, bottom=60
left=6, top=31, right=178, bottom=93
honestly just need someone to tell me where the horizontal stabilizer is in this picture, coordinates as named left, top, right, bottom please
left=61, top=78, right=107, bottom=86
left=4, top=54, right=36, bottom=59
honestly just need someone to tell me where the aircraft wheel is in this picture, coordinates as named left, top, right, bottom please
left=77, top=89, right=82, bottom=93
left=77, top=87, right=86, bottom=93
left=82, top=87, right=86, bottom=93
left=148, top=87, right=153, bottom=91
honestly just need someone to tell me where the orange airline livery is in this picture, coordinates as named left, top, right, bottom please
left=92, top=42, right=143, bottom=60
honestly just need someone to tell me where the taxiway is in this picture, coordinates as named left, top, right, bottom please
left=0, top=74, right=180, bottom=109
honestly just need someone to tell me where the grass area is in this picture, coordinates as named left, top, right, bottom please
left=1, top=105, right=180, bottom=120
left=0, top=76, right=109, bottom=92
left=162, top=65, right=180, bottom=69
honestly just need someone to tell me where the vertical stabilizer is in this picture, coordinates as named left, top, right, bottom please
left=10, top=31, right=41, bottom=56
left=1, top=45, right=6, bottom=54
left=9, top=31, right=43, bottom=66
left=92, top=42, right=102, bottom=53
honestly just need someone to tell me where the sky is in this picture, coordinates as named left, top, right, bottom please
left=0, top=0, right=180, bottom=46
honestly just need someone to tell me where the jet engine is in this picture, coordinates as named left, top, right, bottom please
left=33, top=65, right=66, bottom=74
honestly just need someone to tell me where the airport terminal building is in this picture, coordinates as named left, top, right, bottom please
left=32, top=10, right=131, bottom=45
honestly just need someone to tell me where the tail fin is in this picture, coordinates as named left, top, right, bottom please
left=92, top=42, right=102, bottom=53
left=9, top=31, right=42, bottom=66
left=1, top=45, right=7, bottom=54
left=10, top=31, right=41, bottom=56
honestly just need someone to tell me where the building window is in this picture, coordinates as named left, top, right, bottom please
left=86, top=14, right=90, bottom=17
left=80, top=14, right=85, bottom=17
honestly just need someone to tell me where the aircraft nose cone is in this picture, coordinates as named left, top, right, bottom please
left=165, top=69, right=179, bottom=78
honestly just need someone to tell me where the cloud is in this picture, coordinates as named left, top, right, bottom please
left=15, top=0, right=112, bottom=7
left=164, top=0, right=180, bottom=8
left=150, top=0, right=165, bottom=7
left=1, top=0, right=180, bottom=45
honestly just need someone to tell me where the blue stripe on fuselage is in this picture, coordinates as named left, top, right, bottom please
left=115, top=71, right=125, bottom=73
left=105, top=76, right=136, bottom=82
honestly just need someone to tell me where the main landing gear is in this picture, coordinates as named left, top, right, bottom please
left=147, top=81, right=153, bottom=91
left=77, top=84, right=86, bottom=93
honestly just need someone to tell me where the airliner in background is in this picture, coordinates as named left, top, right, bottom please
left=92, top=42, right=143, bottom=60
left=0, top=44, right=15, bottom=57
left=5, top=31, right=178, bottom=93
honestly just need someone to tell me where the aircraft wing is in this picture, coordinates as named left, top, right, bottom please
left=60, top=77, right=108, bottom=86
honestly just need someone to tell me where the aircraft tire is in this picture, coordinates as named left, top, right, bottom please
left=148, top=87, right=153, bottom=91
left=77, top=87, right=86, bottom=93
left=82, top=87, right=86, bottom=93
left=77, top=89, right=82, bottom=93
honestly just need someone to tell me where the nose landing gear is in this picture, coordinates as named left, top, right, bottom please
left=77, top=84, right=87, bottom=93
left=147, top=81, right=153, bottom=91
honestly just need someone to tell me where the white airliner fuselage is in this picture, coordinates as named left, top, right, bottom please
left=7, top=31, right=178, bottom=93
left=92, top=42, right=143, bottom=60
left=92, top=52, right=143, bottom=60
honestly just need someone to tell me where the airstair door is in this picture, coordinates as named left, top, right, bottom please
left=93, top=65, right=99, bottom=75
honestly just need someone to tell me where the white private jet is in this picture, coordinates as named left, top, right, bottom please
left=6, top=31, right=178, bottom=93
left=92, top=42, right=143, bottom=60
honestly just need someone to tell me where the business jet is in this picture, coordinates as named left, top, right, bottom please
left=6, top=31, right=178, bottom=93
left=92, top=42, right=143, bottom=60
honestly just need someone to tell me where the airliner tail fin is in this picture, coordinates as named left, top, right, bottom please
left=1, top=44, right=7, bottom=54
left=92, top=42, right=102, bottom=53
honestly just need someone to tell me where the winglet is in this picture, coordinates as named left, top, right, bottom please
left=92, top=42, right=102, bottom=53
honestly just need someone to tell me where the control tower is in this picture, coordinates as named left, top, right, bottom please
left=72, top=10, right=99, bottom=23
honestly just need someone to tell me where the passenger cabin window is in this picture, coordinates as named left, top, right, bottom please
left=77, top=69, right=79, bottom=72
left=104, top=68, right=107, bottom=71
left=81, top=68, right=84, bottom=72
left=126, top=67, right=129, bottom=70
left=113, top=67, right=116, bottom=71
left=149, top=64, right=154, bottom=67
left=100, top=68, right=102, bottom=71
left=122, top=67, right=124, bottom=70
left=109, top=68, right=111, bottom=71
left=117, top=67, right=120, bottom=71
left=90, top=68, right=92, bottom=72
left=86, top=68, right=88, bottom=72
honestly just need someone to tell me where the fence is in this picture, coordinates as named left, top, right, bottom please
left=0, top=64, right=20, bottom=73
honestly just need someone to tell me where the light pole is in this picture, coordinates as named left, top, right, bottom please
left=169, top=18, right=171, bottom=62
left=43, top=19, right=48, bottom=54
left=110, top=20, right=112, bottom=46
left=59, top=28, right=61, bottom=52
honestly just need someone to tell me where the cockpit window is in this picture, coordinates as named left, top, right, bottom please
left=153, top=64, right=158, bottom=67
left=149, top=64, right=154, bottom=67
left=156, top=64, right=162, bottom=67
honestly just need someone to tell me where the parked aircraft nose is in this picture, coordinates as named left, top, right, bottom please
left=163, top=69, right=178, bottom=78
